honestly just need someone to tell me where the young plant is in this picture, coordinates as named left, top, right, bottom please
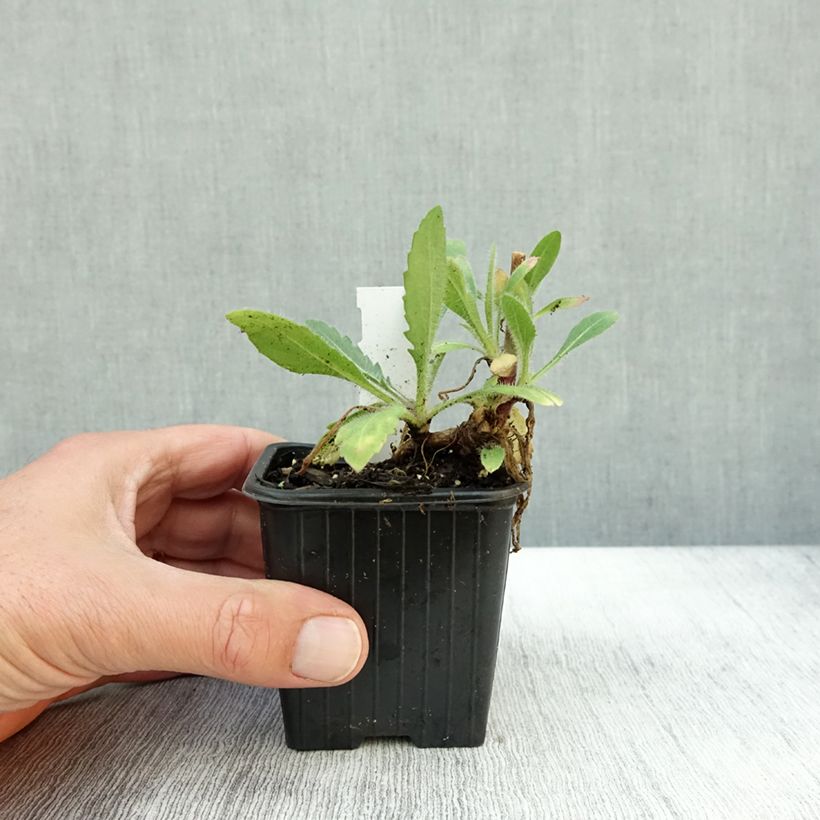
left=227, top=206, right=618, bottom=548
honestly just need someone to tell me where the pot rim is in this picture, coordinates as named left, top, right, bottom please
left=243, top=442, right=529, bottom=509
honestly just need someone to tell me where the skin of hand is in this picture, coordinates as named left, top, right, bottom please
left=0, top=425, right=369, bottom=743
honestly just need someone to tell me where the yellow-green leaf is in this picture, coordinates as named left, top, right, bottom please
left=335, top=404, right=407, bottom=472
left=446, top=238, right=467, bottom=258
left=479, top=383, right=563, bottom=407
left=534, top=295, right=590, bottom=319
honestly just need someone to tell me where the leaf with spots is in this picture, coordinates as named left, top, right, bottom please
left=335, top=404, right=407, bottom=471
left=226, top=310, right=397, bottom=403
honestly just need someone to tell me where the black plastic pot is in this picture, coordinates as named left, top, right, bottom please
left=243, top=442, right=526, bottom=750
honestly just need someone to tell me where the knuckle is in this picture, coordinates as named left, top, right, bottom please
left=212, top=590, right=270, bottom=677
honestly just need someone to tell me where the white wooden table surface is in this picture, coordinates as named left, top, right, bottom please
left=1, top=547, right=819, bottom=819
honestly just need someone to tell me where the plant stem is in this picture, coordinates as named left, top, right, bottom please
left=425, top=388, right=484, bottom=420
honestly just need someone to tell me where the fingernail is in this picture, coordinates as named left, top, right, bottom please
left=292, top=616, right=362, bottom=683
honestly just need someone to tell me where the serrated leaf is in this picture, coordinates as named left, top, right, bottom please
left=335, top=404, right=406, bottom=471
left=404, top=206, right=448, bottom=407
left=477, top=382, right=563, bottom=406
left=305, top=319, right=389, bottom=384
left=479, top=444, right=505, bottom=474
left=526, top=231, right=561, bottom=292
left=534, top=296, right=590, bottom=319
left=533, top=310, right=619, bottom=380
left=226, top=310, right=394, bottom=402
left=500, top=293, right=536, bottom=378
left=445, top=257, right=488, bottom=349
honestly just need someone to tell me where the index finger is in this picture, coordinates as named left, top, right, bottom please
left=39, top=424, right=280, bottom=501
left=130, top=424, right=282, bottom=499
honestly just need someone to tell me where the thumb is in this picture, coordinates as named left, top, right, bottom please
left=110, top=561, right=369, bottom=688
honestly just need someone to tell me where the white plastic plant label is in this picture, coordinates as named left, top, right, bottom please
left=356, top=286, right=416, bottom=403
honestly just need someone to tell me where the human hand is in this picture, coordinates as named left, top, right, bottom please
left=0, top=425, right=368, bottom=742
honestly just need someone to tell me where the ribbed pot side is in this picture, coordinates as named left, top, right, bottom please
left=244, top=443, right=525, bottom=751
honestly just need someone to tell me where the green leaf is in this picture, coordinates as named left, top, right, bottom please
left=551, top=310, right=619, bottom=360
left=484, top=243, right=498, bottom=347
left=532, top=310, right=619, bottom=380
left=505, top=262, right=533, bottom=310
left=446, top=238, right=467, bottom=258
left=403, top=206, right=449, bottom=409
left=304, top=319, right=389, bottom=385
left=479, top=383, right=564, bottom=407
left=432, top=340, right=482, bottom=355
left=226, top=310, right=395, bottom=403
left=450, top=254, right=478, bottom=299
left=531, top=231, right=559, bottom=257
left=534, top=296, right=590, bottom=319
left=500, top=293, right=536, bottom=378
left=335, top=404, right=406, bottom=471
left=429, top=353, right=447, bottom=388
left=506, top=260, right=531, bottom=292
left=526, top=231, right=561, bottom=292
left=479, top=444, right=505, bottom=474
left=445, top=258, right=489, bottom=349
left=446, top=240, right=478, bottom=302
left=429, top=339, right=483, bottom=386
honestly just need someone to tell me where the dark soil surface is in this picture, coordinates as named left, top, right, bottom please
left=267, top=448, right=515, bottom=493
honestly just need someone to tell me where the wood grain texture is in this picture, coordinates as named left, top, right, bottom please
left=1, top=547, right=819, bottom=819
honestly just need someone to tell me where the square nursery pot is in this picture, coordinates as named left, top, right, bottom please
left=243, top=442, right=527, bottom=750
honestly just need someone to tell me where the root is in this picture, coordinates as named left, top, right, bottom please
left=510, top=490, right=529, bottom=552
left=437, top=357, right=487, bottom=401
left=509, top=401, right=536, bottom=552
left=420, top=428, right=460, bottom=475
left=428, top=431, right=460, bottom=468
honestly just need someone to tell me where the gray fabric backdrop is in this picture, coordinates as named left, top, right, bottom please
left=1, top=0, right=818, bottom=546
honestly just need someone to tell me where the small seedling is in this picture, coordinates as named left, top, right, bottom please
left=228, top=206, right=618, bottom=548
